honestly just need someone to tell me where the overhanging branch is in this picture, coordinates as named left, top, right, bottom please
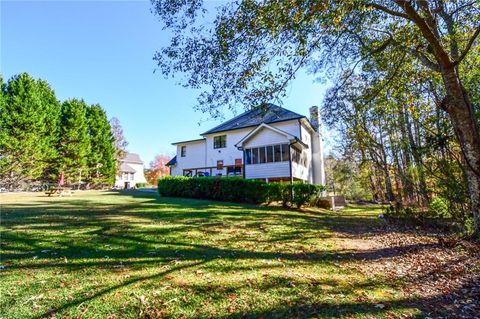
left=453, top=25, right=480, bottom=66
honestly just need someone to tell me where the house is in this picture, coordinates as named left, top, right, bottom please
left=114, top=152, right=148, bottom=189
left=166, top=104, right=326, bottom=185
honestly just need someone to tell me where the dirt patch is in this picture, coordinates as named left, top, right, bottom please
left=337, top=225, right=480, bottom=318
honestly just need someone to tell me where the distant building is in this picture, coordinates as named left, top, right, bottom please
left=114, top=153, right=148, bottom=189
left=166, top=104, right=325, bottom=185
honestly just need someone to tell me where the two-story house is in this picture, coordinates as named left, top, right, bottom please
left=114, top=152, right=148, bottom=189
left=166, top=104, right=325, bottom=185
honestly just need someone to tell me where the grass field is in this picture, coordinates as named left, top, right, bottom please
left=0, top=190, right=422, bottom=318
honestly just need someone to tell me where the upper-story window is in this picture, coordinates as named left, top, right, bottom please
left=213, top=135, right=226, bottom=149
left=181, top=146, right=186, bottom=157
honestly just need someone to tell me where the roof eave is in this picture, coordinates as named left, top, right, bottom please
left=171, top=138, right=206, bottom=146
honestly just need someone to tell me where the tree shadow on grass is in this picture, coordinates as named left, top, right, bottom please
left=1, top=191, right=458, bottom=318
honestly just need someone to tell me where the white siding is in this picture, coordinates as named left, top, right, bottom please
left=114, top=162, right=147, bottom=187
left=129, top=163, right=147, bottom=184
left=299, top=122, right=314, bottom=183
left=174, top=140, right=206, bottom=173
left=245, top=162, right=290, bottom=179
left=243, top=128, right=289, bottom=148
left=292, top=160, right=309, bottom=182
left=170, top=165, right=182, bottom=177
left=203, top=128, right=251, bottom=167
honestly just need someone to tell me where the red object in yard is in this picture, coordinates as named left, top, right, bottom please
left=58, top=172, right=65, bottom=186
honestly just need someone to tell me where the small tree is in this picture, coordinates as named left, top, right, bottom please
left=109, top=117, right=129, bottom=173
left=145, top=153, right=172, bottom=185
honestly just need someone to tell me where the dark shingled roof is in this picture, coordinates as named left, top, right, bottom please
left=166, top=155, right=177, bottom=166
left=123, top=153, right=143, bottom=164
left=201, top=104, right=305, bottom=135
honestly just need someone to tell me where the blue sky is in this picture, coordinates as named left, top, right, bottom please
left=1, top=0, right=330, bottom=165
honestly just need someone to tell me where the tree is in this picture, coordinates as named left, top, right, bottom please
left=152, top=0, right=480, bottom=236
left=109, top=117, right=129, bottom=165
left=86, top=104, right=116, bottom=186
left=145, top=153, right=172, bottom=185
left=57, top=99, right=90, bottom=184
left=0, top=73, right=61, bottom=189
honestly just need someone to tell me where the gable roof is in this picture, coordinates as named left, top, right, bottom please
left=119, top=162, right=137, bottom=173
left=235, top=123, right=308, bottom=150
left=122, top=153, right=143, bottom=164
left=235, top=123, right=296, bottom=147
left=201, top=104, right=305, bottom=135
left=166, top=155, right=177, bottom=166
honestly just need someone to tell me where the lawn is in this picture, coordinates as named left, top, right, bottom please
left=0, top=190, right=422, bottom=318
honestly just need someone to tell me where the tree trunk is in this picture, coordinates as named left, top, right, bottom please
left=442, top=67, right=480, bottom=237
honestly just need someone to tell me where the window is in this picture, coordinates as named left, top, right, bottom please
left=245, top=149, right=252, bottom=165
left=292, top=148, right=300, bottom=163
left=214, top=135, right=226, bottom=149
left=217, top=160, right=224, bottom=169
left=266, top=146, right=273, bottom=163
left=252, top=148, right=259, bottom=164
left=227, top=166, right=242, bottom=176
left=281, top=144, right=289, bottom=162
left=259, top=147, right=266, bottom=164
left=274, top=145, right=282, bottom=162
left=181, top=146, right=186, bottom=157
left=245, top=144, right=290, bottom=165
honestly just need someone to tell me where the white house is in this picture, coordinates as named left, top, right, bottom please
left=114, top=153, right=148, bottom=189
left=166, top=104, right=326, bottom=185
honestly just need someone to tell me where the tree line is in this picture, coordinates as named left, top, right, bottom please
left=0, top=72, right=123, bottom=189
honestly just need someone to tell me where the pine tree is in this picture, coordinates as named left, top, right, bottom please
left=57, top=99, right=90, bottom=185
left=0, top=73, right=60, bottom=189
left=86, top=104, right=116, bottom=186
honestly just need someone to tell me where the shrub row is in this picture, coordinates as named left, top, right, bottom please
left=157, top=176, right=266, bottom=203
left=158, top=176, right=325, bottom=208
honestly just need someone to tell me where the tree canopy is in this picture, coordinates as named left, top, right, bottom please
left=0, top=73, right=118, bottom=189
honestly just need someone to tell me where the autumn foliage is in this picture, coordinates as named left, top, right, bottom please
left=145, top=154, right=171, bottom=185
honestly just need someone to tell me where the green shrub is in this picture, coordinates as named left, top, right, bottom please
left=428, top=197, right=451, bottom=218
left=384, top=202, right=420, bottom=218
left=158, top=177, right=324, bottom=208
left=158, top=176, right=267, bottom=204
left=264, top=182, right=291, bottom=207
left=291, top=182, right=321, bottom=208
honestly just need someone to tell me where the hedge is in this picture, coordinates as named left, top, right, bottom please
left=158, top=176, right=325, bottom=208
left=157, top=176, right=267, bottom=204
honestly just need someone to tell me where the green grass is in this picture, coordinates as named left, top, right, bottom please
left=0, top=190, right=421, bottom=318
